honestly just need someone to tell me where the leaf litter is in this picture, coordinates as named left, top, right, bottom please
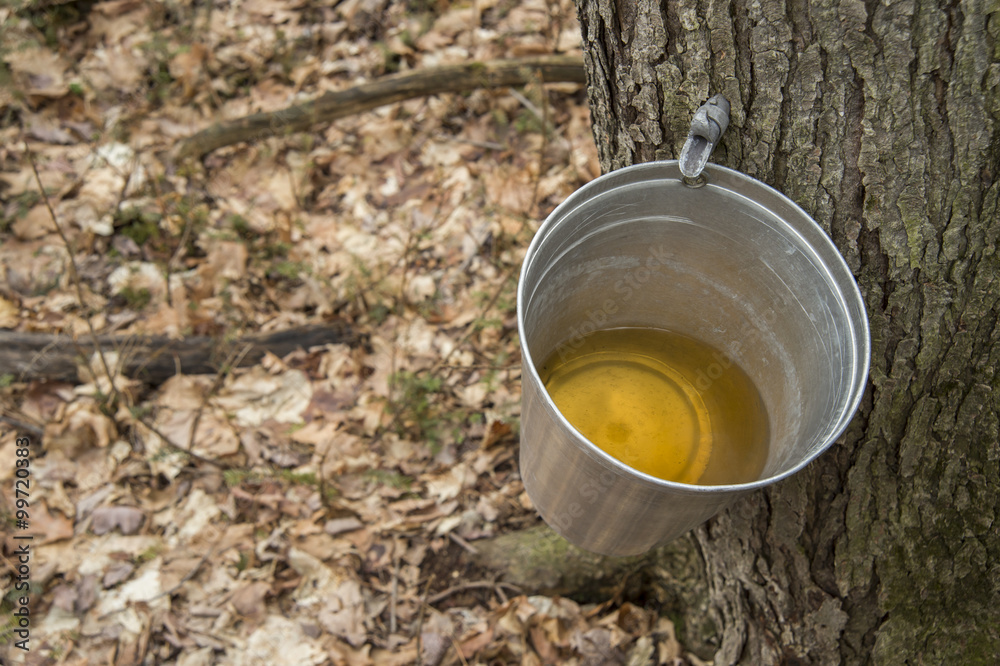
left=0, top=0, right=703, bottom=664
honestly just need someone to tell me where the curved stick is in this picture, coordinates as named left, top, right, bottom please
left=176, top=55, right=586, bottom=159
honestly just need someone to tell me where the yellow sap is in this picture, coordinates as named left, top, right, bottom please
left=539, top=327, right=769, bottom=485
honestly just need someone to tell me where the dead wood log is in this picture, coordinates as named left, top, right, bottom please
left=176, top=55, right=586, bottom=159
left=0, top=321, right=361, bottom=385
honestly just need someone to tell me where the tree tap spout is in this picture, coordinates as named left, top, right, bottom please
left=679, top=94, right=730, bottom=181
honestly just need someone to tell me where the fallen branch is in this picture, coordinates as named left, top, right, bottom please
left=176, top=55, right=586, bottom=159
left=0, top=322, right=362, bottom=385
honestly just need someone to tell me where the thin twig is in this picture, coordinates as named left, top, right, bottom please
left=448, top=633, right=471, bottom=666
left=366, top=193, right=449, bottom=450
left=0, top=413, right=45, bottom=438
left=24, top=143, right=121, bottom=407
left=547, top=0, right=567, bottom=53
left=164, top=191, right=197, bottom=308
left=528, top=75, right=551, bottom=216
left=138, top=411, right=235, bottom=469
left=448, top=532, right=479, bottom=555
left=414, top=573, right=435, bottom=666
left=151, top=532, right=223, bottom=601
left=21, top=336, right=66, bottom=384
left=389, top=547, right=401, bottom=635
left=435, top=134, right=505, bottom=151
left=428, top=268, right=515, bottom=376
left=0, top=550, right=18, bottom=575
left=427, top=580, right=521, bottom=605
left=389, top=218, right=421, bottom=382
left=187, top=342, right=252, bottom=451
left=509, top=87, right=555, bottom=137
left=111, top=151, right=136, bottom=214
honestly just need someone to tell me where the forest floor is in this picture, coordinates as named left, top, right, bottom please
left=0, top=1, right=702, bottom=664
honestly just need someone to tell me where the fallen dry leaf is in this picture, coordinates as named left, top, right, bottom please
left=0, top=294, right=20, bottom=327
left=230, top=580, right=271, bottom=619
left=91, top=506, right=146, bottom=536
left=230, top=615, right=328, bottom=666
left=96, top=560, right=168, bottom=616
left=103, top=561, right=136, bottom=588
left=213, top=368, right=313, bottom=427
left=318, top=578, right=368, bottom=647
left=169, top=43, right=209, bottom=99
left=324, top=516, right=364, bottom=535
left=201, top=239, right=250, bottom=284
left=153, top=409, right=241, bottom=458
left=6, top=45, right=70, bottom=98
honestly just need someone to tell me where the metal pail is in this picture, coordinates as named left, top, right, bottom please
left=517, top=161, right=870, bottom=556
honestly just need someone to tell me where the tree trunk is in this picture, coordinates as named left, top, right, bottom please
left=572, top=0, right=1000, bottom=663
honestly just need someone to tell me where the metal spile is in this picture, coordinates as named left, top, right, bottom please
left=679, top=94, right=730, bottom=180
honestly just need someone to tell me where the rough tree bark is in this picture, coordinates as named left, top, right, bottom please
left=567, top=0, right=999, bottom=663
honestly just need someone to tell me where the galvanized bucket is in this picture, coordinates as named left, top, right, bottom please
left=517, top=160, right=870, bottom=556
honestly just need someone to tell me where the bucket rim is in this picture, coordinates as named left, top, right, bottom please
left=516, top=159, right=872, bottom=494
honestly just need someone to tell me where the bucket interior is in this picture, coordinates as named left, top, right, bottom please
left=519, top=164, right=868, bottom=483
